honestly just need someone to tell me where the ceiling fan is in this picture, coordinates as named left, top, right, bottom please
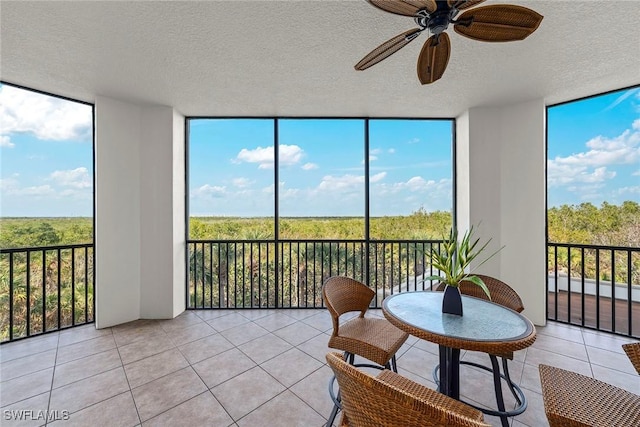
left=355, top=0, right=543, bottom=84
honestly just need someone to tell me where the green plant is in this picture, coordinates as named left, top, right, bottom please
left=424, top=226, right=503, bottom=299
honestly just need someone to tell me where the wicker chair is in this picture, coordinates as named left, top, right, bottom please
left=326, top=352, right=491, bottom=427
left=323, top=276, right=409, bottom=426
left=434, top=275, right=524, bottom=404
left=435, top=275, right=525, bottom=313
left=622, top=342, right=640, bottom=375
left=539, top=363, right=640, bottom=427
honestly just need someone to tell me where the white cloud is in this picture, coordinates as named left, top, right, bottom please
left=374, top=177, right=452, bottom=196
left=1, top=174, right=90, bottom=200
left=0, top=85, right=92, bottom=143
left=632, top=170, right=640, bottom=176
left=406, top=176, right=429, bottom=191
left=279, top=145, right=304, bottom=165
left=548, top=164, right=616, bottom=186
left=318, top=174, right=364, bottom=191
left=367, top=148, right=394, bottom=161
left=618, top=186, right=640, bottom=195
left=49, top=167, right=92, bottom=189
left=191, top=184, right=226, bottom=198
left=0, top=135, right=14, bottom=148
left=235, top=144, right=303, bottom=169
left=567, top=183, right=605, bottom=193
left=604, top=88, right=640, bottom=111
left=408, top=138, right=420, bottom=144
left=236, top=146, right=273, bottom=168
left=262, top=184, right=274, bottom=194
left=0, top=177, right=19, bottom=192
left=370, top=172, right=386, bottom=183
left=548, top=119, right=639, bottom=187
left=301, top=162, right=318, bottom=170
left=232, top=177, right=252, bottom=188
left=16, top=185, right=56, bottom=197
left=280, top=187, right=300, bottom=199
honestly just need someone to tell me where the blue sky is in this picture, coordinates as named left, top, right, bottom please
left=0, top=83, right=638, bottom=217
left=547, top=86, right=640, bottom=207
left=189, top=119, right=453, bottom=217
left=0, top=84, right=93, bottom=217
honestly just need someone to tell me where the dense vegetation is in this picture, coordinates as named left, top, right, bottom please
left=0, top=217, right=93, bottom=248
left=2, top=202, right=636, bottom=247
left=189, top=208, right=452, bottom=241
left=547, top=201, right=639, bottom=286
left=0, top=218, right=94, bottom=342
left=548, top=201, right=640, bottom=247
left=1, top=202, right=638, bottom=341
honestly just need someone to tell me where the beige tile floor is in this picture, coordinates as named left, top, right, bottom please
left=1, top=308, right=638, bottom=427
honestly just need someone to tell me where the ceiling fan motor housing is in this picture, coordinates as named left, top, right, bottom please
left=427, top=9, right=456, bottom=35
left=415, top=4, right=459, bottom=35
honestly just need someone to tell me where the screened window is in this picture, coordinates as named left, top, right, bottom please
left=187, top=118, right=454, bottom=241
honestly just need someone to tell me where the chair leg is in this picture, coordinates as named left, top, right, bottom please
left=489, top=355, right=509, bottom=427
left=346, top=352, right=354, bottom=365
left=501, top=357, right=522, bottom=405
left=390, top=355, right=398, bottom=373
left=328, top=351, right=399, bottom=425
left=326, top=390, right=341, bottom=427
left=326, top=352, right=355, bottom=426
left=327, top=374, right=341, bottom=427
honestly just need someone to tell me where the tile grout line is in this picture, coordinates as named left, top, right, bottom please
left=233, top=318, right=332, bottom=424
left=113, top=329, right=144, bottom=427
left=5, top=316, right=632, bottom=426
left=173, top=332, right=236, bottom=423
left=43, top=332, right=60, bottom=427
left=581, top=329, right=597, bottom=378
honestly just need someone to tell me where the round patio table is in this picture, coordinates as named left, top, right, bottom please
left=382, top=291, right=536, bottom=427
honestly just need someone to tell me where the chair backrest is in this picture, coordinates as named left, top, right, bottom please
left=326, top=352, right=489, bottom=427
left=436, top=274, right=524, bottom=313
left=622, top=342, right=640, bottom=375
left=323, top=276, right=374, bottom=322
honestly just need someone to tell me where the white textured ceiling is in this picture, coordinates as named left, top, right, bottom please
left=1, top=0, right=639, bottom=117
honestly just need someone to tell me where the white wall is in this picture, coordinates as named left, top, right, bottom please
left=456, top=99, right=546, bottom=325
left=457, top=107, right=503, bottom=275
left=499, top=100, right=546, bottom=326
left=456, top=111, right=470, bottom=229
left=139, top=106, right=186, bottom=318
left=172, top=111, right=186, bottom=316
left=95, top=97, right=185, bottom=327
left=95, top=96, right=142, bottom=328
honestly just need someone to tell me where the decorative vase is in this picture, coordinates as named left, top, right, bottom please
left=442, top=284, right=463, bottom=316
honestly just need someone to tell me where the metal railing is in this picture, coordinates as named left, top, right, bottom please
left=547, top=242, right=640, bottom=338
left=187, top=239, right=443, bottom=310
left=7, top=240, right=633, bottom=342
left=0, top=244, right=95, bottom=343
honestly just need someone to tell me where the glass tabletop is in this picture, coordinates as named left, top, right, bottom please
left=383, top=291, right=532, bottom=342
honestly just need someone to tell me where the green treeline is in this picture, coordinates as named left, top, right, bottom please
left=548, top=201, right=640, bottom=247
left=0, top=217, right=93, bottom=249
left=1, top=201, right=638, bottom=247
left=190, top=208, right=452, bottom=240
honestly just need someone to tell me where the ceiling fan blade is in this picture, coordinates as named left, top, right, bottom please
left=448, top=0, right=486, bottom=11
left=454, top=4, right=543, bottom=42
left=355, top=28, right=422, bottom=71
left=417, top=33, right=450, bottom=85
left=367, top=0, right=437, bottom=17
